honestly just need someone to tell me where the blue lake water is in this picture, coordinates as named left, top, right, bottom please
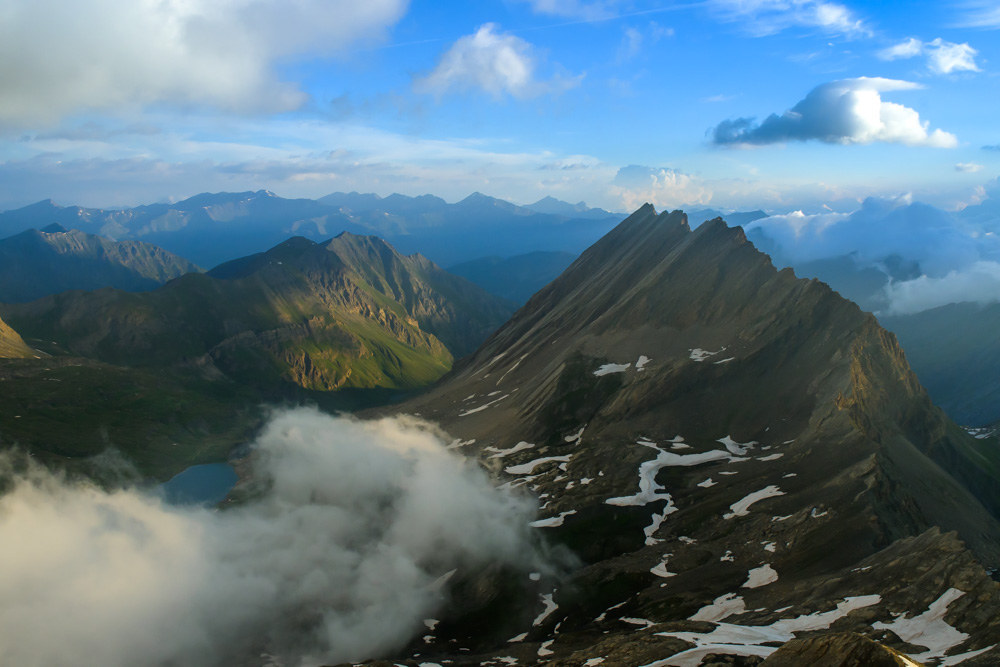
left=160, top=463, right=238, bottom=507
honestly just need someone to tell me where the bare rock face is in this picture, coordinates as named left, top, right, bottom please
left=374, top=206, right=1000, bottom=666
left=760, top=633, right=921, bottom=666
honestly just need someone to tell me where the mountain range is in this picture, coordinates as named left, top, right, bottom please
left=367, top=206, right=1000, bottom=666
left=0, top=191, right=625, bottom=269
left=0, top=223, right=199, bottom=303
left=1, top=232, right=512, bottom=394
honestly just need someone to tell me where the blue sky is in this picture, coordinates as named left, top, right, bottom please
left=1, top=0, right=998, bottom=213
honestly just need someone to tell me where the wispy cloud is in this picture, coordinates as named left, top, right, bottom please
left=956, top=162, right=985, bottom=173
left=983, top=145, right=1000, bottom=152
left=712, top=77, right=957, bottom=148
left=0, top=0, right=409, bottom=128
left=706, top=0, right=870, bottom=37
left=414, top=24, right=582, bottom=99
left=953, top=1, right=1000, bottom=29
left=515, top=0, right=626, bottom=21
left=878, top=37, right=981, bottom=74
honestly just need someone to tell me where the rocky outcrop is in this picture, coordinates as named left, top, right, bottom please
left=760, top=633, right=922, bottom=666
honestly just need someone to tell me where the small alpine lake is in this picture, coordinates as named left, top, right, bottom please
left=160, top=463, right=238, bottom=507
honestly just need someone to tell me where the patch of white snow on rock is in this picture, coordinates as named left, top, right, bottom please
left=724, top=486, right=785, bottom=519
left=743, top=564, right=778, bottom=589
left=593, top=363, right=631, bottom=376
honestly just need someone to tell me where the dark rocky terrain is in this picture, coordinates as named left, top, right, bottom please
left=359, top=206, right=1000, bottom=667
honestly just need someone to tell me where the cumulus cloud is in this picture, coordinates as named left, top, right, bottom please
left=0, top=0, right=408, bottom=127
left=610, top=164, right=713, bottom=211
left=956, top=162, right=985, bottom=173
left=712, top=77, right=957, bottom=147
left=415, top=24, right=581, bottom=99
left=706, top=0, right=869, bottom=36
left=878, top=37, right=980, bottom=74
left=883, top=261, right=1000, bottom=315
left=0, top=408, right=549, bottom=667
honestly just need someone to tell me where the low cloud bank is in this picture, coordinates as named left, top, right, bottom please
left=0, top=408, right=544, bottom=667
left=744, top=190, right=1000, bottom=314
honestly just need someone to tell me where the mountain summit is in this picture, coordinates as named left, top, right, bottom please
left=383, top=205, right=1000, bottom=666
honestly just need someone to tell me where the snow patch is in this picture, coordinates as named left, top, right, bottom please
left=636, top=355, right=651, bottom=371
left=717, top=436, right=757, bottom=456
left=873, top=588, right=971, bottom=663
left=690, top=594, right=746, bottom=622
left=743, top=564, right=778, bottom=589
left=532, top=593, right=559, bottom=627
left=486, top=441, right=534, bottom=458
left=530, top=510, right=577, bottom=528
left=757, top=453, right=784, bottom=462
left=724, top=486, right=786, bottom=519
left=607, top=446, right=742, bottom=507
left=654, top=595, right=882, bottom=666
left=506, top=455, right=572, bottom=475
left=460, top=394, right=509, bottom=416
left=690, top=347, right=726, bottom=362
left=593, top=363, right=631, bottom=376
left=697, top=478, right=717, bottom=488
left=537, top=639, right=554, bottom=657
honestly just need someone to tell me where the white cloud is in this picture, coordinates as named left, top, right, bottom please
left=707, top=0, right=869, bottom=36
left=712, top=77, right=958, bottom=147
left=879, top=37, right=924, bottom=60
left=0, top=408, right=548, bottom=667
left=956, top=162, right=985, bottom=173
left=610, top=165, right=713, bottom=211
left=884, top=261, right=1000, bottom=314
left=954, top=1, right=1000, bottom=29
left=744, top=194, right=984, bottom=276
left=415, top=24, right=582, bottom=99
left=0, top=0, right=409, bottom=128
left=878, top=37, right=980, bottom=74
left=516, top=0, right=624, bottom=20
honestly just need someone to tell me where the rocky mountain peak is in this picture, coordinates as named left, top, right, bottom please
left=382, top=204, right=1000, bottom=666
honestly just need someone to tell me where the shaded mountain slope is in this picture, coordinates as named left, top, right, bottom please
left=374, top=206, right=1000, bottom=666
left=882, top=301, right=1000, bottom=427
left=0, top=224, right=200, bottom=303
left=2, top=234, right=513, bottom=394
left=448, top=251, right=578, bottom=305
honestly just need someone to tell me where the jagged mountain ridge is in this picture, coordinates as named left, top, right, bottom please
left=1, top=233, right=514, bottom=393
left=0, top=224, right=200, bottom=303
left=374, top=206, right=1000, bottom=666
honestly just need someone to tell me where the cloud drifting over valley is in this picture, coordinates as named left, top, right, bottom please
left=0, top=408, right=545, bottom=667
left=744, top=189, right=1000, bottom=314
left=712, top=78, right=957, bottom=147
